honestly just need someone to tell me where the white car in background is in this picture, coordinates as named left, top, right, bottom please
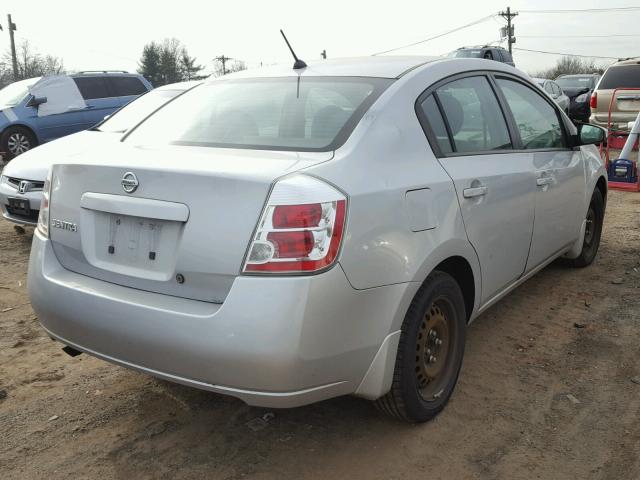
left=0, top=81, right=199, bottom=226
left=534, top=78, right=570, bottom=113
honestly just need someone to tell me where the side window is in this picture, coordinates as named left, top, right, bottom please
left=497, top=78, right=565, bottom=150
left=434, top=76, right=512, bottom=153
left=73, top=77, right=110, bottom=100
left=419, top=95, right=453, bottom=154
left=483, top=50, right=494, bottom=60
left=109, top=77, right=148, bottom=96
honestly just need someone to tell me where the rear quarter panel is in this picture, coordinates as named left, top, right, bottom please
left=303, top=59, right=489, bottom=319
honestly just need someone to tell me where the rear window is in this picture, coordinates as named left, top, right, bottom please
left=109, top=76, right=148, bottom=96
left=448, top=49, right=483, bottom=59
left=556, top=76, right=596, bottom=89
left=598, top=65, right=640, bottom=90
left=73, top=77, right=111, bottom=100
left=125, top=77, right=391, bottom=152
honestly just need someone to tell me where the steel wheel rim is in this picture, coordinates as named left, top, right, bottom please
left=7, top=133, right=31, bottom=155
left=584, top=207, right=596, bottom=246
left=416, top=298, right=453, bottom=401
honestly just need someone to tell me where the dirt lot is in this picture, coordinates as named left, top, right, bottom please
left=1, top=190, right=639, bottom=480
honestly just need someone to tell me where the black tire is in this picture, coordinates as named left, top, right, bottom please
left=375, top=271, right=466, bottom=423
left=0, top=126, right=37, bottom=161
left=565, top=188, right=604, bottom=268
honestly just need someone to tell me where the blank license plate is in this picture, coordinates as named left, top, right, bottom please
left=8, top=197, right=30, bottom=216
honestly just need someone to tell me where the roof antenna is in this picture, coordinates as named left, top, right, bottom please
left=280, top=29, right=307, bottom=70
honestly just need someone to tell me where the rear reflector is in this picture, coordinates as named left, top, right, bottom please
left=243, top=176, right=347, bottom=274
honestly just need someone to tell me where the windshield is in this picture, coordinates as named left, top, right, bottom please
left=0, top=77, right=41, bottom=107
left=125, top=77, right=391, bottom=152
left=96, top=88, right=187, bottom=133
left=556, top=76, right=596, bottom=89
left=448, top=50, right=483, bottom=59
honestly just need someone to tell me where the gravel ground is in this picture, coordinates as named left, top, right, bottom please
left=0, top=189, right=639, bottom=480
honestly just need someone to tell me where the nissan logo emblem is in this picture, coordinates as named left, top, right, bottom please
left=121, top=172, right=139, bottom=194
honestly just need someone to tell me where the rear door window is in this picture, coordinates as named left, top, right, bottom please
left=109, top=76, right=148, bottom=96
left=497, top=78, right=565, bottom=150
left=418, top=95, right=453, bottom=154
left=599, top=65, right=640, bottom=89
left=433, top=76, right=512, bottom=154
left=73, top=77, right=111, bottom=100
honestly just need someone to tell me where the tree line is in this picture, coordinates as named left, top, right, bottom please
left=0, top=37, right=247, bottom=90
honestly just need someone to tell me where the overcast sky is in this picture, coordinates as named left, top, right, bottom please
left=3, top=1, right=639, bottom=76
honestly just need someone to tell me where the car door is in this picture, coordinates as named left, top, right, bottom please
left=72, top=76, right=120, bottom=129
left=417, top=75, right=536, bottom=304
left=494, top=77, right=584, bottom=272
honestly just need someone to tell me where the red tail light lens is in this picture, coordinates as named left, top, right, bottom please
left=267, top=231, right=315, bottom=258
left=590, top=92, right=597, bottom=109
left=244, top=176, right=347, bottom=274
left=272, top=203, right=322, bottom=228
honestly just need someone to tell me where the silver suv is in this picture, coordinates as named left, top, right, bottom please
left=28, top=57, right=607, bottom=423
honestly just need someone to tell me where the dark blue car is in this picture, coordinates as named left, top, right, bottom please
left=0, top=71, right=152, bottom=160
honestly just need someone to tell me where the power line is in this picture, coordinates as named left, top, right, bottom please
left=520, top=6, right=640, bottom=13
left=514, top=47, right=620, bottom=59
left=520, top=33, right=640, bottom=38
left=372, top=14, right=495, bottom=56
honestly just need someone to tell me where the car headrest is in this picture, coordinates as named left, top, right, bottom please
left=437, top=93, right=464, bottom=136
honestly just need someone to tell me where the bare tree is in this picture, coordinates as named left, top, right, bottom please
left=530, top=56, right=606, bottom=80
left=0, top=40, right=64, bottom=84
left=212, top=59, right=246, bottom=77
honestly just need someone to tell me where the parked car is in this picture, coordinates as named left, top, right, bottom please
left=590, top=58, right=640, bottom=131
left=28, top=57, right=607, bottom=423
left=0, top=71, right=152, bottom=160
left=0, top=81, right=198, bottom=226
left=534, top=78, right=570, bottom=113
left=555, top=74, right=600, bottom=122
left=447, top=46, right=515, bottom=67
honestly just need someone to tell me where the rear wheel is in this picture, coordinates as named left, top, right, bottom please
left=566, top=188, right=604, bottom=267
left=1, top=126, right=37, bottom=160
left=375, top=271, right=466, bottom=423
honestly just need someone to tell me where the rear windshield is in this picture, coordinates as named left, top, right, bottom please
left=598, top=65, right=640, bottom=90
left=125, top=77, right=392, bottom=152
left=448, top=50, right=483, bottom=59
left=556, top=76, right=596, bottom=89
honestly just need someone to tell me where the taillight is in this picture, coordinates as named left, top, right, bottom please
left=590, top=92, right=597, bottom=109
left=37, top=168, right=52, bottom=238
left=243, top=175, right=347, bottom=274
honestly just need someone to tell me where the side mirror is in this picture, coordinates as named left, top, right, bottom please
left=575, top=123, right=606, bottom=146
left=27, top=96, right=47, bottom=108
left=103, top=114, right=111, bottom=120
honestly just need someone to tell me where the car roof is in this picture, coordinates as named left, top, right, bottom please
left=557, top=74, right=598, bottom=78
left=612, top=58, right=640, bottom=66
left=70, top=71, right=143, bottom=77
left=214, top=56, right=441, bottom=80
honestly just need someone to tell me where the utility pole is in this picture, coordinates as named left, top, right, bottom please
left=214, top=55, right=232, bottom=75
left=320, top=49, right=327, bottom=60
left=7, top=14, right=18, bottom=80
left=499, top=6, right=518, bottom=55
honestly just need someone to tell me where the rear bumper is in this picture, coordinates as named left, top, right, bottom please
left=0, top=181, right=41, bottom=226
left=28, top=231, right=415, bottom=407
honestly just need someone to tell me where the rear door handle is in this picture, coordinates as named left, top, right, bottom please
left=463, top=186, right=488, bottom=198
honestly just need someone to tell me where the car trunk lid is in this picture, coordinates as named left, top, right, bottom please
left=48, top=143, right=331, bottom=303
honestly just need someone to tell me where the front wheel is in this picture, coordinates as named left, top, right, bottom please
left=566, top=188, right=604, bottom=268
left=375, top=271, right=466, bottom=423
left=1, top=126, right=37, bottom=160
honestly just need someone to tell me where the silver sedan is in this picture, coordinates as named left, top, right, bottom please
left=28, top=57, right=606, bottom=422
